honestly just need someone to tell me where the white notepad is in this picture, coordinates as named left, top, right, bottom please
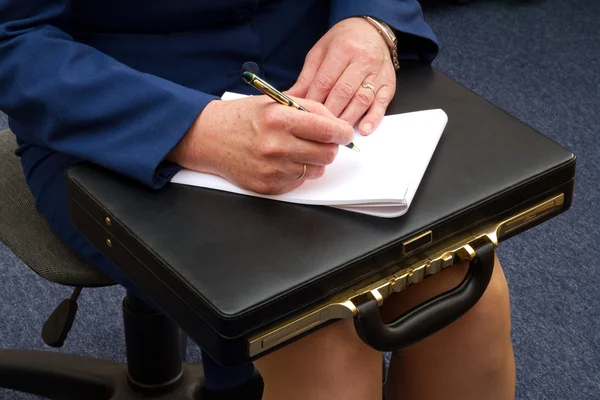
left=170, top=92, right=447, bottom=218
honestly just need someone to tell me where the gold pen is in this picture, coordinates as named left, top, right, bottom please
left=242, top=71, right=360, bottom=152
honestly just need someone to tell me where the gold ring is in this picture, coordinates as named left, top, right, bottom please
left=361, top=83, right=376, bottom=95
left=297, top=164, right=307, bottom=180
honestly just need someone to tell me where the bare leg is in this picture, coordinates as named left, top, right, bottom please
left=255, top=318, right=382, bottom=400
left=382, top=255, right=516, bottom=400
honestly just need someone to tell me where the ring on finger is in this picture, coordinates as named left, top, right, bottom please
left=297, top=163, right=307, bottom=180
left=361, top=82, right=376, bottom=95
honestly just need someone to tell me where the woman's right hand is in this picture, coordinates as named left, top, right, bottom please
left=167, top=95, right=355, bottom=195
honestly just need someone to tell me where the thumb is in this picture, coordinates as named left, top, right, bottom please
left=285, top=81, right=308, bottom=98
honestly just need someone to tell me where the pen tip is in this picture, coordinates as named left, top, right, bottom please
left=347, top=143, right=360, bottom=152
left=242, top=71, right=254, bottom=82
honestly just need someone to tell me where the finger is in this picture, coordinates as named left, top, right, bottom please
left=286, top=47, right=325, bottom=98
left=284, top=95, right=337, bottom=119
left=289, top=163, right=326, bottom=181
left=324, top=62, right=376, bottom=117
left=305, top=52, right=351, bottom=104
left=287, top=111, right=355, bottom=146
left=337, top=73, right=378, bottom=126
left=288, top=139, right=339, bottom=166
left=258, top=163, right=323, bottom=195
left=357, top=77, right=396, bottom=136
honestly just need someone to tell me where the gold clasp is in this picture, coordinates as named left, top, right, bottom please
left=248, top=193, right=564, bottom=357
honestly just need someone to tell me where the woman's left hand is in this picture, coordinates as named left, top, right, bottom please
left=287, top=17, right=397, bottom=136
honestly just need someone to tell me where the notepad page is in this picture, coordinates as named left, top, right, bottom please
left=330, top=110, right=447, bottom=217
left=170, top=137, right=408, bottom=206
left=171, top=92, right=447, bottom=218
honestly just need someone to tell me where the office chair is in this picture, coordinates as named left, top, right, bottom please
left=0, top=128, right=390, bottom=399
left=0, top=129, right=257, bottom=399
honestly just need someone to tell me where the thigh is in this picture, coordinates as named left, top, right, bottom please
left=255, top=318, right=383, bottom=400
left=380, top=255, right=515, bottom=400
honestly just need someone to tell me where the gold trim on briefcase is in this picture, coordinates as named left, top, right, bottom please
left=248, top=193, right=565, bottom=357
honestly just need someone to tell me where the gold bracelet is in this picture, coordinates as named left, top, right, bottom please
left=363, top=16, right=400, bottom=71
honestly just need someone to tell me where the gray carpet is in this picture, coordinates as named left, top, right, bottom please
left=1, top=0, right=599, bottom=398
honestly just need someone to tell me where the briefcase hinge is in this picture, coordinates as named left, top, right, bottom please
left=248, top=193, right=564, bottom=357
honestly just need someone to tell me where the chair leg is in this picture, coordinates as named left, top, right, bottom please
left=121, top=292, right=186, bottom=393
left=0, top=292, right=208, bottom=400
left=0, top=349, right=207, bottom=400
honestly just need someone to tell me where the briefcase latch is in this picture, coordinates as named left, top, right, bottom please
left=248, top=193, right=564, bottom=357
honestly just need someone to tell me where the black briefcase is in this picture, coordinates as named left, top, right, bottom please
left=66, top=66, right=575, bottom=367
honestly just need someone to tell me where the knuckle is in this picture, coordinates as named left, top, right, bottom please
left=279, top=144, right=294, bottom=160
left=313, top=74, right=335, bottom=92
left=320, top=123, right=337, bottom=143
left=355, top=91, right=373, bottom=107
left=252, top=175, right=279, bottom=195
left=342, top=40, right=360, bottom=53
left=310, top=117, right=334, bottom=143
left=258, top=182, right=285, bottom=196
left=258, top=137, right=280, bottom=157
left=333, top=81, right=355, bottom=99
left=272, top=167, right=288, bottom=182
left=253, top=180, right=271, bottom=194
left=257, top=164, right=285, bottom=184
left=313, top=165, right=326, bottom=179
left=295, top=74, right=310, bottom=87
left=323, top=145, right=339, bottom=164
left=262, top=109, right=281, bottom=129
left=361, top=52, right=380, bottom=65
left=375, top=95, right=390, bottom=108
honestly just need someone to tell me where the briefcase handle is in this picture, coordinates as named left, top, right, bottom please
left=353, top=238, right=495, bottom=351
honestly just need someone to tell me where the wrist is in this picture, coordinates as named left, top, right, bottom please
left=167, top=99, right=222, bottom=174
left=362, top=16, right=400, bottom=71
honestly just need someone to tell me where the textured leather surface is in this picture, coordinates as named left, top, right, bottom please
left=67, top=66, right=575, bottom=343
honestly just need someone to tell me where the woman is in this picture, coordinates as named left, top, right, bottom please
left=0, top=1, right=515, bottom=398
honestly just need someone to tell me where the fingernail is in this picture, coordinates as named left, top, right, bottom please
left=362, top=122, right=372, bottom=134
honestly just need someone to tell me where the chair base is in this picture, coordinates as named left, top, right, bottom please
left=0, top=350, right=205, bottom=400
left=0, top=292, right=263, bottom=399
